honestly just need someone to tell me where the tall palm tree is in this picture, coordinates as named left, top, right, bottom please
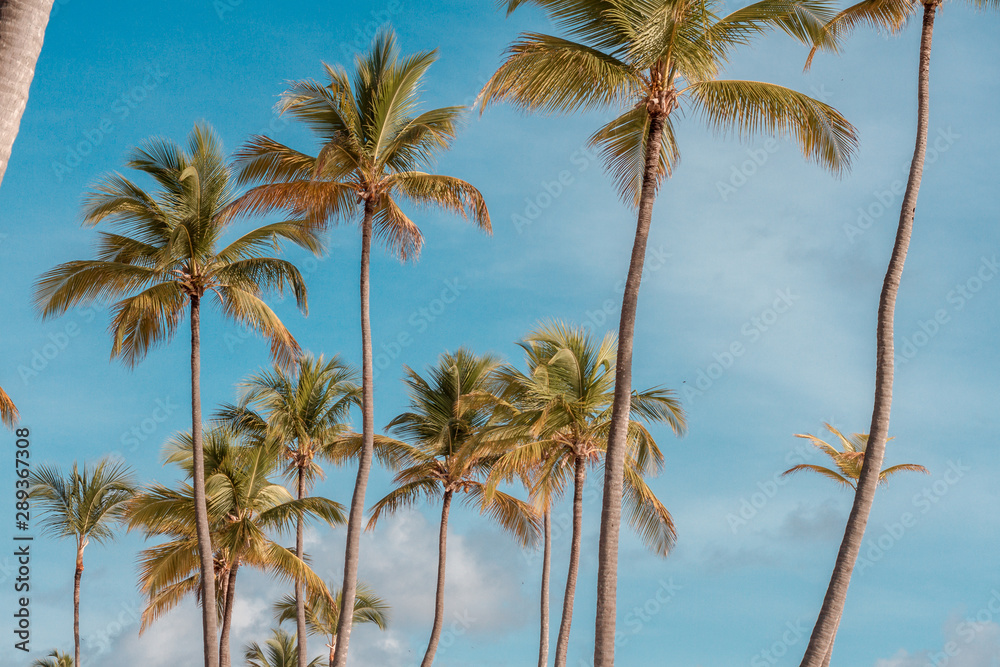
left=0, top=386, right=17, bottom=427
left=274, top=582, right=390, bottom=666
left=479, top=4, right=857, bottom=663
left=783, top=423, right=928, bottom=488
left=226, top=30, right=491, bottom=667
left=368, top=349, right=541, bottom=667
left=0, top=0, right=54, bottom=188
left=244, top=629, right=323, bottom=667
left=29, top=650, right=73, bottom=667
left=216, top=355, right=360, bottom=667
left=128, top=428, right=344, bottom=667
left=34, top=124, right=318, bottom=667
left=29, top=459, right=135, bottom=667
left=485, top=324, right=685, bottom=667
left=799, top=4, right=995, bottom=664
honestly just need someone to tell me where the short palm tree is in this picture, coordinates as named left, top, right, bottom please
left=783, top=423, right=928, bottom=489
left=368, top=349, right=541, bottom=667
left=128, top=428, right=343, bottom=667
left=799, top=4, right=996, bottom=665
left=274, top=582, right=389, bottom=666
left=34, top=124, right=318, bottom=667
left=29, top=650, right=73, bottom=667
left=226, top=30, right=490, bottom=667
left=244, top=629, right=323, bottom=667
left=216, top=354, right=360, bottom=667
left=479, top=4, right=857, bottom=662
left=485, top=324, right=685, bottom=667
left=0, top=386, right=17, bottom=427
left=30, top=459, right=135, bottom=667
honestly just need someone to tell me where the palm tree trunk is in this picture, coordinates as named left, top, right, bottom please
left=420, top=490, right=453, bottom=667
left=191, top=295, right=220, bottom=667
left=332, top=202, right=376, bottom=667
left=218, top=564, right=239, bottom=667
left=0, top=0, right=54, bottom=189
left=328, top=637, right=336, bottom=667
left=594, top=111, right=667, bottom=667
left=538, top=508, right=551, bottom=667
left=73, top=541, right=83, bottom=667
left=798, top=7, right=937, bottom=666
left=554, top=457, right=587, bottom=667
left=296, top=465, right=308, bottom=667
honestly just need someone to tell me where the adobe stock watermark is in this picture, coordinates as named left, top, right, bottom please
left=434, top=608, right=475, bottom=655
left=579, top=245, right=673, bottom=333
left=843, top=127, right=960, bottom=244
left=511, top=144, right=602, bottom=234
left=106, top=396, right=180, bottom=464
left=750, top=619, right=809, bottom=667
left=17, top=303, right=107, bottom=385
left=926, top=590, right=1000, bottom=666
left=81, top=600, right=142, bottom=665
left=725, top=438, right=819, bottom=534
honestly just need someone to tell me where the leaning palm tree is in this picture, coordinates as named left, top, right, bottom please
left=29, top=459, right=135, bottom=667
left=244, top=629, right=323, bottom=667
left=128, top=428, right=343, bottom=667
left=368, top=349, right=541, bottom=667
left=34, top=124, right=318, bottom=667
left=226, top=30, right=491, bottom=667
left=484, top=324, right=685, bottom=667
left=274, top=582, right=389, bottom=666
left=479, top=3, right=857, bottom=662
left=29, top=650, right=73, bottom=667
left=798, top=3, right=996, bottom=664
left=0, top=386, right=17, bottom=427
left=216, top=355, right=360, bottom=667
left=783, top=423, right=928, bottom=489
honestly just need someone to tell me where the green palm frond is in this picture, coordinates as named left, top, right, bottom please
left=244, top=628, right=324, bottom=667
left=0, top=386, right=18, bottom=428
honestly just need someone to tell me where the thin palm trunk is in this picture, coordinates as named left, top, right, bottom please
left=191, top=295, right=220, bottom=667
left=73, top=542, right=83, bottom=667
left=798, top=7, right=936, bottom=666
left=327, top=637, right=336, bottom=667
left=332, top=203, right=376, bottom=667
left=0, top=0, right=54, bottom=188
left=295, top=466, right=308, bottom=667
left=421, top=490, right=453, bottom=667
left=218, top=563, right=239, bottom=667
left=538, top=509, right=551, bottom=667
left=554, top=457, right=587, bottom=667
left=594, top=112, right=668, bottom=667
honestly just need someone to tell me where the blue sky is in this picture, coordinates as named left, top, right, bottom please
left=2, top=1, right=999, bottom=666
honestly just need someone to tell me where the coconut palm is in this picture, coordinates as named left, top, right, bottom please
left=226, top=30, right=490, bottom=667
left=368, top=349, right=541, bottom=667
left=783, top=423, right=928, bottom=489
left=34, top=124, right=318, bottom=667
left=484, top=324, right=685, bottom=667
left=29, top=459, right=135, bottom=667
left=274, top=583, right=389, bottom=666
left=29, top=650, right=73, bottom=667
left=128, top=428, right=344, bottom=667
left=244, top=629, right=323, bottom=667
left=0, top=0, right=54, bottom=188
left=216, top=355, right=360, bottom=667
left=479, top=3, right=858, bottom=661
left=799, top=3, right=996, bottom=664
left=0, top=386, right=16, bottom=427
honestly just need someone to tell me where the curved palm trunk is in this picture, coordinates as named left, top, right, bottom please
left=421, top=490, right=453, bottom=667
left=218, top=563, right=239, bottom=667
left=191, top=296, right=220, bottom=667
left=798, top=7, right=937, bottom=666
left=594, top=111, right=668, bottom=667
left=332, top=203, right=376, bottom=667
left=0, top=0, right=54, bottom=188
left=73, top=542, right=84, bottom=667
left=296, top=466, right=308, bottom=667
left=538, top=509, right=551, bottom=667
left=554, top=457, right=587, bottom=667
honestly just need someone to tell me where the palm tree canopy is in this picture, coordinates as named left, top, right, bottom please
left=227, top=28, right=491, bottom=261
left=274, top=581, right=390, bottom=637
left=782, top=422, right=929, bottom=489
left=33, top=123, right=317, bottom=369
left=0, top=386, right=17, bottom=428
left=29, top=650, right=74, bottom=667
left=244, top=628, right=324, bottom=667
left=480, top=0, right=859, bottom=204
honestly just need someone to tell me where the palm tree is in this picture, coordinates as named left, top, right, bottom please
left=368, top=349, right=541, bottom=667
left=244, top=629, right=323, bottom=667
left=216, top=355, right=360, bottom=667
left=127, top=428, right=344, bottom=667
left=0, top=0, right=54, bottom=188
left=34, top=124, right=318, bottom=667
left=29, top=650, right=73, bottom=667
left=226, top=30, right=491, bottom=667
left=479, top=4, right=858, bottom=662
left=798, top=3, right=995, bottom=664
left=274, top=582, right=389, bottom=666
left=484, top=324, right=685, bottom=667
left=29, top=459, right=135, bottom=667
left=0, top=386, right=17, bottom=427
left=783, top=423, right=928, bottom=489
